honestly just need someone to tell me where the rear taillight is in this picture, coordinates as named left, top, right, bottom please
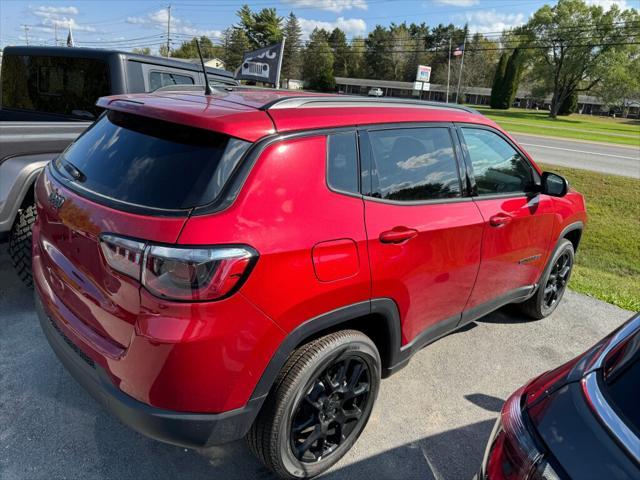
left=481, top=387, right=561, bottom=480
left=99, top=234, right=257, bottom=301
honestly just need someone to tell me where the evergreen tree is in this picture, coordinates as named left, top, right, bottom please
left=329, top=28, right=350, bottom=78
left=281, top=13, right=302, bottom=85
left=558, top=91, right=578, bottom=115
left=490, top=52, right=509, bottom=109
left=222, top=28, right=250, bottom=72
left=302, top=29, right=335, bottom=92
left=237, top=4, right=283, bottom=48
left=364, top=26, right=394, bottom=80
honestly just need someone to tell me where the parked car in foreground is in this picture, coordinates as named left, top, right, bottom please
left=0, top=46, right=237, bottom=285
left=368, top=87, right=384, bottom=97
left=34, top=88, right=586, bottom=479
left=479, top=312, right=640, bottom=480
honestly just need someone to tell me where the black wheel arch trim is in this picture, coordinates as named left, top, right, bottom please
left=249, top=298, right=402, bottom=402
left=558, top=221, right=584, bottom=251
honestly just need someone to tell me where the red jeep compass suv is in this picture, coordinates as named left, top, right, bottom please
left=33, top=87, right=586, bottom=479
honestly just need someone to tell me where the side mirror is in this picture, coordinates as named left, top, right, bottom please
left=541, top=171, right=568, bottom=197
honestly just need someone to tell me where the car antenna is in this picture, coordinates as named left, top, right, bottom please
left=195, top=39, right=213, bottom=96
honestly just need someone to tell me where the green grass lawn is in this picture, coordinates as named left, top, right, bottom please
left=538, top=163, right=640, bottom=311
left=474, top=106, right=640, bottom=147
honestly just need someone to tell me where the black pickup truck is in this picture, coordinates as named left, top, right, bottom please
left=0, top=46, right=237, bottom=284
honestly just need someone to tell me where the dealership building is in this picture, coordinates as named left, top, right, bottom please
left=334, top=77, right=640, bottom=117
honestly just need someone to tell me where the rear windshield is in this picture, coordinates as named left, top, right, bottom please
left=1, top=54, right=109, bottom=119
left=603, top=331, right=640, bottom=436
left=53, top=110, right=251, bottom=210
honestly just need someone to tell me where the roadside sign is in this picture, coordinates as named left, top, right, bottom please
left=416, top=65, right=431, bottom=83
left=413, top=81, right=423, bottom=91
left=422, top=82, right=431, bottom=91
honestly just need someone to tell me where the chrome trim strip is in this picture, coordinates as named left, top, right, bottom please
left=265, top=96, right=480, bottom=114
left=588, top=313, right=640, bottom=372
left=582, top=371, right=640, bottom=464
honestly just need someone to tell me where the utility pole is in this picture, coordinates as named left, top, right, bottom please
left=446, top=36, right=451, bottom=103
left=22, top=24, right=30, bottom=45
left=455, top=33, right=467, bottom=104
left=54, top=23, right=58, bottom=46
left=166, top=4, right=171, bottom=57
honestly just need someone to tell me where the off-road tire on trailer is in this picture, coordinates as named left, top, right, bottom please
left=247, top=330, right=381, bottom=479
left=8, top=204, right=37, bottom=287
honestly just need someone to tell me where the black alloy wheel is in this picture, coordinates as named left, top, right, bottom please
left=543, top=250, right=572, bottom=310
left=290, top=355, right=371, bottom=463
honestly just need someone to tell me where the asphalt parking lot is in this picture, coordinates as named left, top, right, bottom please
left=0, top=244, right=633, bottom=480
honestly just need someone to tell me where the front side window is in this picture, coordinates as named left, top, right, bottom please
left=149, top=71, right=195, bottom=90
left=461, top=128, right=534, bottom=195
left=327, top=132, right=359, bottom=194
left=1, top=54, right=109, bottom=118
left=368, top=127, right=461, bottom=201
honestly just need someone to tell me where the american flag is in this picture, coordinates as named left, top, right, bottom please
left=453, top=44, right=464, bottom=56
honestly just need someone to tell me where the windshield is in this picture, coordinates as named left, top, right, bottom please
left=53, top=110, right=250, bottom=210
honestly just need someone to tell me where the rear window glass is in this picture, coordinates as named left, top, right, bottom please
left=1, top=54, right=109, bottom=119
left=604, top=333, right=640, bottom=436
left=327, top=132, right=359, bottom=194
left=54, top=111, right=251, bottom=210
left=149, top=71, right=195, bottom=90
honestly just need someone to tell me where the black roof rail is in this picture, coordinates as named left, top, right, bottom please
left=261, top=96, right=481, bottom=114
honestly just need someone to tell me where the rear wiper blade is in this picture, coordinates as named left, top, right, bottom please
left=61, top=159, right=86, bottom=182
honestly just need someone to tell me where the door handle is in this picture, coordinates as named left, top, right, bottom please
left=379, top=227, right=418, bottom=244
left=489, top=214, right=513, bottom=227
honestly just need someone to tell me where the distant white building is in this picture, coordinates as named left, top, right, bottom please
left=179, top=57, right=226, bottom=70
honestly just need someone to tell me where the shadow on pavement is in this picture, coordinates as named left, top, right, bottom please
left=464, top=393, right=504, bottom=413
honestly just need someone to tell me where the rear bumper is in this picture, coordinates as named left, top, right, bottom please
left=36, top=291, right=262, bottom=448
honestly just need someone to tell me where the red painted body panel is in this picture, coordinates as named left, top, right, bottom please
left=363, top=200, right=484, bottom=343
left=34, top=90, right=587, bottom=420
left=465, top=194, right=556, bottom=309
left=178, top=136, right=371, bottom=334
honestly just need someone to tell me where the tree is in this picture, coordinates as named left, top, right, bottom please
left=222, top=27, right=250, bottom=72
left=596, top=49, right=640, bottom=117
left=364, top=26, right=394, bottom=79
left=329, top=28, right=350, bottom=78
left=490, top=52, right=509, bottom=108
left=347, top=37, right=366, bottom=78
left=171, top=36, right=221, bottom=59
left=132, top=47, right=151, bottom=55
left=281, top=13, right=302, bottom=84
left=159, top=44, right=169, bottom=57
left=557, top=90, right=578, bottom=115
left=526, top=0, right=639, bottom=118
left=491, top=46, right=526, bottom=109
left=302, top=29, right=335, bottom=91
left=237, top=4, right=283, bottom=48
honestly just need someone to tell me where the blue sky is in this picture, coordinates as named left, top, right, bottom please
left=0, top=0, right=634, bottom=52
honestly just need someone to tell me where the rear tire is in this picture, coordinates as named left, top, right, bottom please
left=247, top=330, right=380, bottom=479
left=518, top=239, right=574, bottom=320
left=8, top=204, right=37, bottom=287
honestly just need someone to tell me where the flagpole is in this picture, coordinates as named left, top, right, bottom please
left=446, top=36, right=451, bottom=103
left=275, top=38, right=285, bottom=89
left=455, top=34, right=467, bottom=104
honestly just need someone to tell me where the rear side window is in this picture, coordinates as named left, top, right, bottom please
left=368, top=127, right=461, bottom=201
left=327, top=132, right=359, bottom=194
left=149, top=71, right=195, bottom=90
left=460, top=128, right=534, bottom=195
left=54, top=111, right=250, bottom=210
left=1, top=54, right=109, bottom=119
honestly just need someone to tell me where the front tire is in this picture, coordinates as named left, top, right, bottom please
left=247, top=330, right=381, bottom=479
left=518, top=239, right=574, bottom=320
left=8, top=203, right=37, bottom=287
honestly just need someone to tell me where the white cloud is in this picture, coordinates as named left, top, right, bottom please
left=32, top=5, right=79, bottom=16
left=29, top=5, right=96, bottom=33
left=282, top=0, right=368, bottom=13
left=463, top=10, right=525, bottom=34
left=433, top=0, right=479, bottom=6
left=298, top=17, right=367, bottom=38
left=127, top=9, right=221, bottom=37
left=585, top=0, right=629, bottom=10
